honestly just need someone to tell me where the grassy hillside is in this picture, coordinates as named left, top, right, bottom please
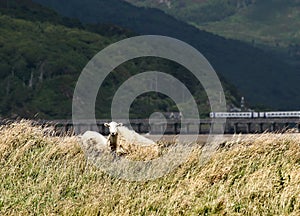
left=194, top=0, right=300, bottom=50
left=125, top=0, right=300, bottom=53
left=1, top=121, right=300, bottom=215
left=33, top=0, right=300, bottom=110
left=124, top=0, right=246, bottom=23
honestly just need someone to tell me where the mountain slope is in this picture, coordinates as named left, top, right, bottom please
left=195, top=0, right=300, bottom=48
left=124, top=0, right=247, bottom=23
left=0, top=0, right=241, bottom=119
left=33, top=0, right=300, bottom=109
left=125, top=0, right=300, bottom=51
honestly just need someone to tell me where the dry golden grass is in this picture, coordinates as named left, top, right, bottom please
left=0, top=121, right=300, bottom=215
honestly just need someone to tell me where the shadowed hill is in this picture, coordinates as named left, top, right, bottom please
left=33, top=0, right=300, bottom=109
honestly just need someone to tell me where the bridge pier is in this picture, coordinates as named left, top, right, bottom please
left=185, top=123, right=190, bottom=134
left=270, top=122, right=276, bottom=132
left=210, top=122, right=225, bottom=134
left=259, top=123, right=264, bottom=133
left=234, top=123, right=238, bottom=133
left=174, top=123, right=179, bottom=134
left=137, top=123, right=142, bottom=133
left=246, top=123, right=251, bottom=133
left=284, top=123, right=289, bottom=131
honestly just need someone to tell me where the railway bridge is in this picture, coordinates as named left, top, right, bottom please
left=1, top=118, right=300, bottom=135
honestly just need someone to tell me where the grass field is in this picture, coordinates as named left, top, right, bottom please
left=1, top=121, right=300, bottom=215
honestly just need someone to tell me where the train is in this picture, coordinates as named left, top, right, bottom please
left=210, top=111, right=300, bottom=118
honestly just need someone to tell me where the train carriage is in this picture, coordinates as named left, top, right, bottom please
left=264, top=111, right=300, bottom=118
left=210, top=112, right=257, bottom=118
left=210, top=111, right=300, bottom=118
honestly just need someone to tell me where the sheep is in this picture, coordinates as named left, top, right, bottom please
left=104, top=122, right=122, bottom=152
left=104, top=121, right=160, bottom=160
left=80, top=131, right=109, bottom=156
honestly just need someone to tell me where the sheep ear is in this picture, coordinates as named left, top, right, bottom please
left=104, top=123, right=109, bottom=127
left=118, top=123, right=123, bottom=127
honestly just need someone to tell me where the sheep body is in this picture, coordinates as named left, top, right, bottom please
left=80, top=131, right=109, bottom=154
left=107, top=125, right=160, bottom=160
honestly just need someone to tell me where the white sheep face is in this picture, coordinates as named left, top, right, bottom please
left=104, top=122, right=123, bottom=136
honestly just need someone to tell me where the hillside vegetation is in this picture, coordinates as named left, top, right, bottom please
left=33, top=0, right=300, bottom=110
left=124, top=0, right=250, bottom=23
left=125, top=0, right=300, bottom=52
left=0, top=0, right=131, bottom=119
left=194, top=0, right=300, bottom=50
left=0, top=13, right=111, bottom=118
left=0, top=0, right=241, bottom=119
left=1, top=121, right=300, bottom=215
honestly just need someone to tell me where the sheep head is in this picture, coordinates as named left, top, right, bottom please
left=104, top=122, right=123, bottom=136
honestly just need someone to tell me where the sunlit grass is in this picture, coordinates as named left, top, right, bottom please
left=0, top=121, right=300, bottom=215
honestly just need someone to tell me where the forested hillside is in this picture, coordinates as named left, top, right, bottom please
left=33, top=0, right=300, bottom=109
left=0, top=13, right=111, bottom=118
left=0, top=0, right=240, bottom=119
